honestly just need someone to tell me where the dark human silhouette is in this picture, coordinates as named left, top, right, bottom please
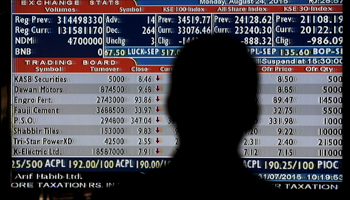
left=118, top=34, right=276, bottom=198
left=143, top=34, right=344, bottom=198
left=167, top=34, right=272, bottom=195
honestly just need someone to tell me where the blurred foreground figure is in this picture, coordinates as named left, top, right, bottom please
left=122, top=34, right=274, bottom=198
left=167, top=34, right=271, bottom=195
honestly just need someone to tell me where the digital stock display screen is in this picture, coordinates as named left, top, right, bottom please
left=10, top=0, right=342, bottom=191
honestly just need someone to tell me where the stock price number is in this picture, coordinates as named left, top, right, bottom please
left=242, top=37, right=272, bottom=45
left=318, top=128, right=342, bottom=136
left=99, top=86, right=125, bottom=93
left=277, top=149, right=296, bottom=156
left=57, top=16, right=103, bottom=24
left=104, top=138, right=126, bottom=145
left=67, top=37, right=103, bottom=45
left=177, top=26, right=211, bottom=34
left=273, top=107, right=295, bottom=115
left=12, top=160, right=44, bottom=169
left=100, top=127, right=125, bottom=134
left=300, top=25, right=343, bottom=35
left=322, top=86, right=342, bottom=94
left=131, top=117, right=152, bottom=125
left=138, top=86, right=152, bottom=93
left=243, top=138, right=260, bottom=146
left=308, top=36, right=343, bottom=45
left=100, top=117, right=125, bottom=124
left=96, top=96, right=125, bottom=104
left=136, top=160, right=171, bottom=169
left=323, top=117, right=342, bottom=125
left=141, top=26, right=155, bottom=34
left=279, top=48, right=312, bottom=56
left=57, top=26, right=103, bottom=35
left=161, top=49, right=181, bottom=56
left=234, top=15, right=272, bottom=24
left=268, top=117, right=296, bottom=125
left=244, top=128, right=261, bottom=135
left=327, top=75, right=342, bottom=83
left=138, top=127, right=152, bottom=134
left=138, top=76, right=153, bottom=83
left=300, top=14, right=343, bottom=24
left=242, top=149, right=261, bottom=156
left=235, top=26, right=272, bottom=35
left=319, top=96, right=342, bottom=104
left=178, top=15, right=211, bottom=24
left=264, top=161, right=315, bottom=170
left=272, top=96, right=296, bottom=104
left=319, top=149, right=342, bottom=157
left=277, top=138, right=296, bottom=146
left=322, top=107, right=342, bottom=115
left=277, top=128, right=295, bottom=135
left=93, top=148, right=126, bottom=156
left=138, top=138, right=152, bottom=145
left=108, top=75, right=125, bottom=83
left=138, top=148, right=151, bottom=156
left=134, top=106, right=152, bottom=114
left=276, top=86, right=296, bottom=93
left=96, top=106, right=125, bottom=114
left=318, top=139, right=342, bottom=146
left=277, top=75, right=297, bottom=83
left=134, top=96, right=152, bottom=104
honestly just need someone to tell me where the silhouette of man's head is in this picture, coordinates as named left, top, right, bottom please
left=167, top=34, right=258, bottom=155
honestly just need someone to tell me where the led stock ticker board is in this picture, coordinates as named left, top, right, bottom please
left=11, top=0, right=342, bottom=190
